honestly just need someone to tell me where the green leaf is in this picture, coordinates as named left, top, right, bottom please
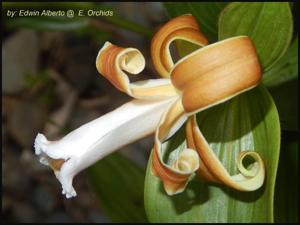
left=274, top=131, right=298, bottom=222
left=268, top=79, right=298, bottom=131
left=87, top=153, right=147, bottom=223
left=218, top=2, right=293, bottom=71
left=164, top=2, right=228, bottom=43
left=291, top=2, right=300, bottom=39
left=262, top=37, right=298, bottom=131
left=263, top=37, right=298, bottom=88
left=144, top=86, right=280, bottom=222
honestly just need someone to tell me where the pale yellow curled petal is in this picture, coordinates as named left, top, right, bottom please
left=96, top=42, right=177, bottom=99
left=151, top=98, right=200, bottom=195
left=186, top=116, right=265, bottom=191
left=170, top=36, right=262, bottom=114
left=151, top=14, right=208, bottom=78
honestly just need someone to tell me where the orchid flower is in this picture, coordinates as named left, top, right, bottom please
left=34, top=15, right=265, bottom=199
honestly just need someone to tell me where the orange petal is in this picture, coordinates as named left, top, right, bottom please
left=170, top=36, right=262, bottom=114
left=151, top=98, right=200, bottom=195
left=96, top=42, right=177, bottom=99
left=185, top=119, right=220, bottom=183
left=186, top=116, right=265, bottom=191
left=151, top=14, right=208, bottom=78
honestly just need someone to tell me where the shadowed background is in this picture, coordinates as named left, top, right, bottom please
left=2, top=2, right=167, bottom=222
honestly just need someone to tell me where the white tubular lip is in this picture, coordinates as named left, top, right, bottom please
left=34, top=98, right=175, bottom=198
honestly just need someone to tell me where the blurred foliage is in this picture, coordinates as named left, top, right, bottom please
left=24, top=70, right=52, bottom=88
left=24, top=70, right=58, bottom=108
left=6, top=16, right=90, bottom=31
left=87, top=153, right=147, bottom=223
